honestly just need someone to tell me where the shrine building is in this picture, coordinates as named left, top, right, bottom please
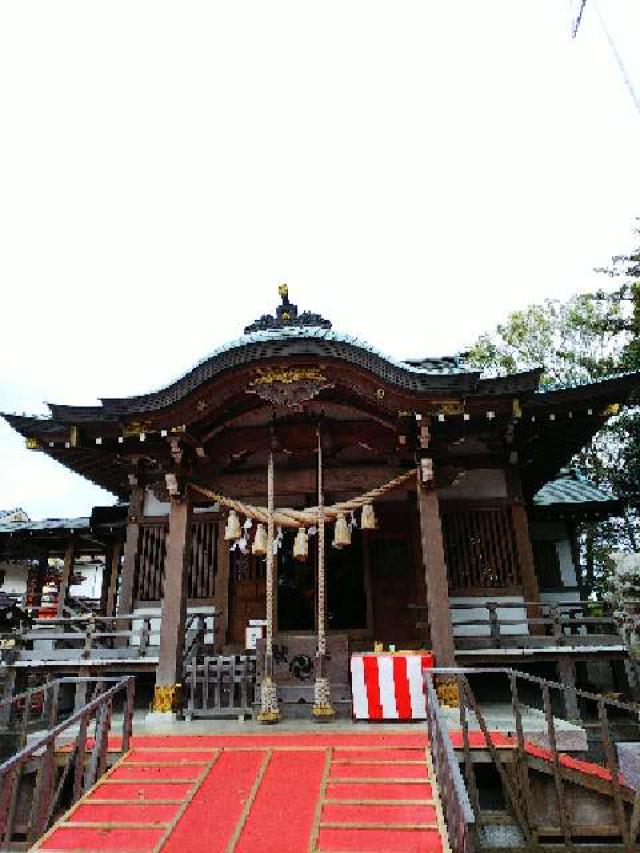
left=2, top=286, right=637, bottom=716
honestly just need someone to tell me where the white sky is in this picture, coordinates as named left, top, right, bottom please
left=1, top=1, right=640, bottom=519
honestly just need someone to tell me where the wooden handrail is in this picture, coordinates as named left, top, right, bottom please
left=0, top=676, right=135, bottom=847
left=427, top=667, right=640, bottom=844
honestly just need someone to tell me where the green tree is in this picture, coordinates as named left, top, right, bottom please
left=467, top=235, right=640, bottom=595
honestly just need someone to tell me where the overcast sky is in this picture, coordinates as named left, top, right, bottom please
left=1, top=1, right=639, bottom=520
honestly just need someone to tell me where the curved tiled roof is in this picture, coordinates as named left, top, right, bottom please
left=534, top=472, right=616, bottom=507
left=88, top=326, right=483, bottom=416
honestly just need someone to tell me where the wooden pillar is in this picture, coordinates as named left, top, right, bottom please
left=117, top=487, right=144, bottom=617
left=100, top=541, right=122, bottom=617
left=512, top=501, right=544, bottom=634
left=57, top=539, right=75, bottom=616
left=557, top=656, right=581, bottom=721
left=152, top=493, right=193, bottom=712
left=417, top=483, right=456, bottom=667
left=213, top=521, right=230, bottom=651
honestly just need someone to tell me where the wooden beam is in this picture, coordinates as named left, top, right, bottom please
left=100, top=541, right=122, bottom=617
left=201, top=465, right=406, bottom=500
left=154, top=491, right=193, bottom=700
left=417, top=482, right=456, bottom=666
left=117, top=487, right=144, bottom=618
left=57, top=539, right=75, bottom=616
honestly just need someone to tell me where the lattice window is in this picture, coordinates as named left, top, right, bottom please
left=442, top=505, right=521, bottom=591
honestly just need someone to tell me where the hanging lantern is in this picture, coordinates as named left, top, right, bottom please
left=333, top=512, right=351, bottom=548
left=252, top=523, right=268, bottom=556
left=361, top=503, right=377, bottom=530
left=224, top=510, right=242, bottom=541
left=293, top=527, right=309, bottom=561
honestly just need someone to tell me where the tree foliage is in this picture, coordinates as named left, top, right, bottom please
left=466, top=231, right=640, bottom=595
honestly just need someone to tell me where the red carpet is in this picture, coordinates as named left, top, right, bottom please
left=35, top=729, right=627, bottom=851
left=34, top=733, right=446, bottom=853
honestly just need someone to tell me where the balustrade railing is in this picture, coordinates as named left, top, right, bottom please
left=424, top=674, right=477, bottom=853
left=0, top=610, right=218, bottom=664
left=0, top=676, right=135, bottom=849
left=427, top=667, right=640, bottom=849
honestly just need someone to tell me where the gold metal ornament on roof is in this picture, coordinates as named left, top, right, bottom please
left=249, top=367, right=334, bottom=407
left=252, top=367, right=327, bottom=386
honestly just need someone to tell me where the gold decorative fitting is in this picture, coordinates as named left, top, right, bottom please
left=151, top=683, right=182, bottom=713
left=123, top=421, right=152, bottom=438
left=25, top=438, right=41, bottom=450
left=256, top=709, right=281, bottom=724
left=375, top=388, right=385, bottom=400
left=278, top=282, right=289, bottom=298
left=252, top=366, right=327, bottom=386
left=312, top=703, right=336, bottom=719
left=602, top=403, right=620, bottom=417
left=69, top=426, right=80, bottom=447
left=436, top=679, right=460, bottom=708
left=512, top=398, right=523, bottom=419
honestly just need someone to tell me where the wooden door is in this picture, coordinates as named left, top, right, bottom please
left=228, top=551, right=266, bottom=645
left=370, top=506, right=417, bottom=645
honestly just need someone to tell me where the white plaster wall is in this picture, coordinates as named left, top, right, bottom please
left=0, top=563, right=28, bottom=595
left=129, top=604, right=217, bottom=646
left=450, top=595, right=528, bottom=637
left=143, top=489, right=219, bottom=517
left=70, top=563, right=104, bottom=600
left=144, top=492, right=170, bottom=516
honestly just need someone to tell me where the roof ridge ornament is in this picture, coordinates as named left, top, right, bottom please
left=244, top=283, right=332, bottom=334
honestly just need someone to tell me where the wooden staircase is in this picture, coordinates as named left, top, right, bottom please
left=32, top=733, right=450, bottom=853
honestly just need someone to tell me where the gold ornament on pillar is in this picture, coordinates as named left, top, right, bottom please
left=293, top=527, right=309, bottom=561
left=333, top=512, right=351, bottom=548
left=224, top=510, right=242, bottom=541
left=361, top=503, right=377, bottom=530
left=252, top=523, right=268, bottom=556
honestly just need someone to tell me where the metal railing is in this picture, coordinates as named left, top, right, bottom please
left=424, top=674, right=477, bottom=853
left=0, top=676, right=135, bottom=848
left=427, top=667, right=640, bottom=850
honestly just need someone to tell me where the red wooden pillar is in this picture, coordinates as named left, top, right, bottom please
left=152, top=492, right=193, bottom=712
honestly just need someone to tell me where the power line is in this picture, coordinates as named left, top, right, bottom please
left=592, top=1, right=640, bottom=118
left=571, top=0, right=589, bottom=39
